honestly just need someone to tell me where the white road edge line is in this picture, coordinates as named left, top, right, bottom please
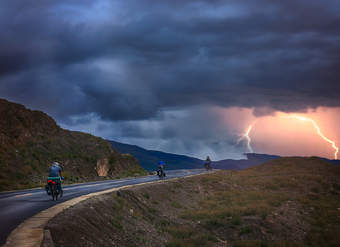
left=14, top=193, right=33, bottom=198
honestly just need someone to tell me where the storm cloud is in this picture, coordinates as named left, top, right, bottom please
left=1, top=0, right=340, bottom=159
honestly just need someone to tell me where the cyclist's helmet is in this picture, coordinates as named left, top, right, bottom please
left=52, top=161, right=60, bottom=167
left=158, top=161, right=164, bottom=165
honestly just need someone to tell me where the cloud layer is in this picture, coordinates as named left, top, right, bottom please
left=1, top=0, right=339, bottom=159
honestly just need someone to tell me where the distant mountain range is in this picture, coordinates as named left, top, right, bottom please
left=110, top=140, right=340, bottom=171
left=109, top=140, right=203, bottom=170
left=212, top=153, right=281, bottom=170
left=109, top=140, right=281, bottom=171
left=320, top=158, right=340, bottom=165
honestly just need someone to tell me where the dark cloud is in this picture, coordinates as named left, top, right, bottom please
left=1, top=0, right=339, bottom=158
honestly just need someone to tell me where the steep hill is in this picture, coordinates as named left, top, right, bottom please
left=0, top=98, right=146, bottom=191
left=47, top=157, right=340, bottom=247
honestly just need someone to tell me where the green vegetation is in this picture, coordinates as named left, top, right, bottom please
left=115, top=166, right=147, bottom=178
left=143, top=192, right=150, bottom=199
left=170, top=201, right=183, bottom=209
left=239, top=225, right=252, bottom=235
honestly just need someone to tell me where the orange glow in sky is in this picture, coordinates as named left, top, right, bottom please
left=241, top=113, right=339, bottom=160
left=280, top=115, right=338, bottom=159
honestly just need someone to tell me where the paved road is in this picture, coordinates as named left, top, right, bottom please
left=0, top=169, right=207, bottom=245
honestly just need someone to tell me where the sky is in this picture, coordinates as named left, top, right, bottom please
left=1, top=0, right=340, bottom=160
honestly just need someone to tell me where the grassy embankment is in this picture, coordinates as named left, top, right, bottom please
left=47, top=157, right=340, bottom=247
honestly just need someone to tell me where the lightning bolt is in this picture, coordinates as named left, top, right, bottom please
left=282, top=115, right=338, bottom=160
left=238, top=124, right=254, bottom=153
left=240, top=115, right=339, bottom=160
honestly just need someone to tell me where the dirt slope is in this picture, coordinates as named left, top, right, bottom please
left=47, top=157, right=340, bottom=247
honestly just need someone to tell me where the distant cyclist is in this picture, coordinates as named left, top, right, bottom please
left=157, top=161, right=166, bottom=178
left=45, top=162, right=63, bottom=196
left=204, top=156, right=212, bottom=171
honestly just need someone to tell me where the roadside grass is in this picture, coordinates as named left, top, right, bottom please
left=48, top=157, right=340, bottom=247
left=115, top=167, right=148, bottom=178
left=171, top=158, right=340, bottom=246
left=165, top=225, right=218, bottom=247
left=170, top=201, right=183, bottom=209
left=232, top=240, right=303, bottom=247
left=301, top=195, right=340, bottom=246
left=239, top=225, right=252, bottom=235
left=143, top=192, right=150, bottom=199
left=181, top=184, right=289, bottom=224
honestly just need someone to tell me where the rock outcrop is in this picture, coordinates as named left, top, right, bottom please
left=96, top=158, right=110, bottom=176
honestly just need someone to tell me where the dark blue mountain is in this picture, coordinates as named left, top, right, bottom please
left=109, top=140, right=203, bottom=171
left=319, top=158, right=340, bottom=165
left=109, top=140, right=339, bottom=171
left=212, top=153, right=281, bottom=170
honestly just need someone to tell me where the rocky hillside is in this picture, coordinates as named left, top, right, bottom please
left=46, top=157, right=340, bottom=246
left=0, top=98, right=146, bottom=191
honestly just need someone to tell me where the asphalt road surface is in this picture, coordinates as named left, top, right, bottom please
left=0, top=169, right=207, bottom=245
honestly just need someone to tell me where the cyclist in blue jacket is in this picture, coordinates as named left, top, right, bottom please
left=45, top=162, right=63, bottom=196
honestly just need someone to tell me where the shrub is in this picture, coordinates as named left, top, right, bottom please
left=240, top=226, right=252, bottom=235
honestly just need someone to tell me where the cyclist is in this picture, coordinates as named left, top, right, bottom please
left=157, top=161, right=166, bottom=178
left=204, top=156, right=212, bottom=171
left=45, top=161, right=63, bottom=196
